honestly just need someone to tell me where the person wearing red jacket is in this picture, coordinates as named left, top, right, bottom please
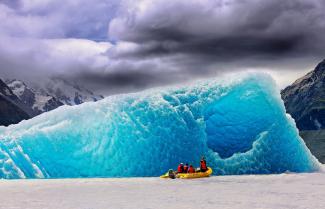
left=177, top=163, right=184, bottom=173
left=200, top=156, right=208, bottom=172
left=188, top=165, right=195, bottom=173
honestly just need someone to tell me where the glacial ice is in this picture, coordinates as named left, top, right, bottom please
left=0, top=73, right=320, bottom=178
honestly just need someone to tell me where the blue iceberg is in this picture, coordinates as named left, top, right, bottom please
left=0, top=73, right=320, bottom=178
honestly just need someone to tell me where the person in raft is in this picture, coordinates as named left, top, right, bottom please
left=177, top=163, right=184, bottom=173
left=168, top=169, right=176, bottom=179
left=200, top=156, right=208, bottom=172
left=188, top=165, right=195, bottom=173
left=183, top=163, right=189, bottom=173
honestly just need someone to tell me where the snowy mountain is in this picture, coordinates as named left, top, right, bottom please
left=30, top=77, right=104, bottom=106
left=6, top=79, right=63, bottom=116
left=0, top=77, right=104, bottom=126
left=6, top=78, right=104, bottom=111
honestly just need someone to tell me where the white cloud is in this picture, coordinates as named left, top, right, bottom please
left=0, top=36, right=111, bottom=80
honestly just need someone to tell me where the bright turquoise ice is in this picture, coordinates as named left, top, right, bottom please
left=0, top=73, right=320, bottom=178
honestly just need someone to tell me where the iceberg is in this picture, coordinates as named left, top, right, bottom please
left=0, top=73, right=320, bottom=178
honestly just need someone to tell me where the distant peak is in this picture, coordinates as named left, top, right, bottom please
left=6, top=79, right=27, bottom=86
left=318, top=59, right=325, bottom=65
left=315, top=59, right=325, bottom=73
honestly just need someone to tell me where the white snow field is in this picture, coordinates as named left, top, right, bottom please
left=0, top=173, right=325, bottom=209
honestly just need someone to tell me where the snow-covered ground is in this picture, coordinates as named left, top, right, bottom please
left=0, top=173, right=324, bottom=209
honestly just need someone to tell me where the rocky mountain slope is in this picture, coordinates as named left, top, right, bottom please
left=281, top=60, right=325, bottom=130
left=0, top=79, right=30, bottom=126
left=300, top=130, right=325, bottom=163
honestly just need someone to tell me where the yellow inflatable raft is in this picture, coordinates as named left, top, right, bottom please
left=160, top=167, right=213, bottom=179
left=160, top=173, right=173, bottom=179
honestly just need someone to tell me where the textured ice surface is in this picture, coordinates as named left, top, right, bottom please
left=0, top=73, right=320, bottom=178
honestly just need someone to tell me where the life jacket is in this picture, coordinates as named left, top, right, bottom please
left=188, top=166, right=195, bottom=173
left=200, top=160, right=207, bottom=171
left=183, top=165, right=188, bottom=173
left=177, top=164, right=184, bottom=173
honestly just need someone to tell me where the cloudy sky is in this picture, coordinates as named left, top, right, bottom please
left=1, top=0, right=325, bottom=94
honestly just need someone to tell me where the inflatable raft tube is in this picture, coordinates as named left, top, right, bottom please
left=160, top=167, right=213, bottom=179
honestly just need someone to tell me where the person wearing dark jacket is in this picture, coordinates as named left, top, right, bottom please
left=183, top=163, right=189, bottom=173
left=168, top=169, right=176, bottom=179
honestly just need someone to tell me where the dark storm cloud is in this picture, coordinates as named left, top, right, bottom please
left=114, top=35, right=305, bottom=60
left=1, top=0, right=325, bottom=95
left=75, top=70, right=174, bottom=94
left=110, top=0, right=325, bottom=60
left=89, top=0, right=325, bottom=91
left=72, top=52, right=194, bottom=94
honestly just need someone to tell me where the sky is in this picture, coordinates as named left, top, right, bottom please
left=0, top=0, right=325, bottom=94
